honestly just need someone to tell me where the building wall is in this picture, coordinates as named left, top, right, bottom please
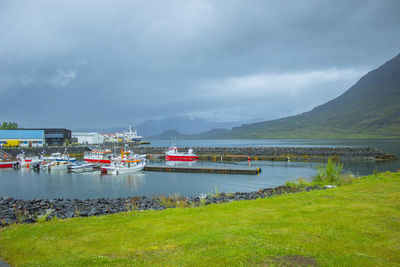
left=72, top=132, right=104, bottom=144
left=0, top=129, right=45, bottom=147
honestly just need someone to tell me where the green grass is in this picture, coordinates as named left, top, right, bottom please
left=1, top=172, right=400, bottom=266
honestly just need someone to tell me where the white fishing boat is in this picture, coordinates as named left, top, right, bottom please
left=69, top=163, right=95, bottom=173
left=42, top=152, right=76, bottom=163
left=101, top=148, right=146, bottom=174
left=124, top=125, right=142, bottom=142
left=109, top=160, right=146, bottom=175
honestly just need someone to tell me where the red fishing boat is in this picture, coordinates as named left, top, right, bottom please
left=83, top=149, right=114, bottom=164
left=165, top=146, right=199, bottom=161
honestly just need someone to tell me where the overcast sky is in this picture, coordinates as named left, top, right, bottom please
left=0, top=0, right=399, bottom=129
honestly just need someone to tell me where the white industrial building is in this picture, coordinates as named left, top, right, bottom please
left=72, top=132, right=104, bottom=145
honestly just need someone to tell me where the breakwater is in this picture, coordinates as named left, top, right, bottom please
left=2, top=145, right=396, bottom=161
left=135, top=146, right=396, bottom=161
left=0, top=185, right=326, bottom=227
left=144, top=165, right=262, bottom=175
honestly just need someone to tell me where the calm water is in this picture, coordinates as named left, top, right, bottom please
left=1, top=139, right=399, bottom=200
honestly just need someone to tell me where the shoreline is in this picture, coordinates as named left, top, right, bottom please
left=0, top=184, right=327, bottom=227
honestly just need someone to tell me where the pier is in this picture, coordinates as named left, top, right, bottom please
left=144, top=165, right=262, bottom=175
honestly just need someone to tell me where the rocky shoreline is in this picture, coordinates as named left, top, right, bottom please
left=0, top=185, right=327, bottom=227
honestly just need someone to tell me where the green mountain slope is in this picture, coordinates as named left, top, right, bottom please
left=209, top=53, right=400, bottom=139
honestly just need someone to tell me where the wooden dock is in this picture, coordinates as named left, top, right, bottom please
left=144, top=165, right=261, bottom=175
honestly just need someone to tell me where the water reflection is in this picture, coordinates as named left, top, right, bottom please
left=165, top=160, right=197, bottom=167
left=1, top=138, right=399, bottom=199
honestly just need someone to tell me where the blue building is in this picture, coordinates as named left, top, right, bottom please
left=0, top=129, right=45, bottom=147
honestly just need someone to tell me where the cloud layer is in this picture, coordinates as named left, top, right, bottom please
left=0, top=0, right=399, bottom=128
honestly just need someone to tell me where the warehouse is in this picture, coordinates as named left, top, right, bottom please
left=0, top=128, right=71, bottom=147
left=71, top=132, right=104, bottom=145
left=0, top=129, right=45, bottom=147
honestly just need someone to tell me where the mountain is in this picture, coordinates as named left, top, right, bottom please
left=135, top=116, right=241, bottom=137
left=203, top=53, right=400, bottom=139
left=72, top=116, right=241, bottom=137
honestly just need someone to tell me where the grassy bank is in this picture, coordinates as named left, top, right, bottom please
left=1, top=172, right=400, bottom=266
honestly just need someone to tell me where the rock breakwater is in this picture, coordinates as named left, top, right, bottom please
left=137, top=146, right=396, bottom=161
left=0, top=185, right=326, bottom=227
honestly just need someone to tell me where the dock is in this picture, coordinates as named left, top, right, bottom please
left=144, top=165, right=261, bottom=175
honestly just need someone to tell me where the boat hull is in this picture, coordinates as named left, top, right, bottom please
left=0, top=161, right=18, bottom=168
left=69, top=164, right=95, bottom=173
left=84, top=159, right=112, bottom=164
left=165, top=155, right=199, bottom=161
left=110, top=164, right=145, bottom=175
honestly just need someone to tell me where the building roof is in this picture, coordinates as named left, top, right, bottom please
left=72, top=132, right=101, bottom=136
left=0, top=129, right=45, bottom=139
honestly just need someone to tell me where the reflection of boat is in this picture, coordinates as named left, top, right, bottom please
left=165, top=160, right=197, bottom=167
left=84, top=149, right=114, bottom=164
left=69, top=163, right=95, bottom=173
left=165, top=147, right=199, bottom=161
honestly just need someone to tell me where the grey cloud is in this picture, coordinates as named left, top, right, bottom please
left=0, top=0, right=399, bottom=128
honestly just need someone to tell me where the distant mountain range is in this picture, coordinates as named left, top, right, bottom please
left=73, top=116, right=241, bottom=137
left=134, top=116, right=241, bottom=137
left=200, top=52, right=400, bottom=139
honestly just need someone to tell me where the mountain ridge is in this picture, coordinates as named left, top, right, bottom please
left=201, top=53, right=400, bottom=139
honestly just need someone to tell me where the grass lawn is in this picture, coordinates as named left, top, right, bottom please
left=1, top=172, right=400, bottom=266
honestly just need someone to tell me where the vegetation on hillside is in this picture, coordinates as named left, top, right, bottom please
left=1, top=171, right=399, bottom=266
left=202, top=53, right=400, bottom=139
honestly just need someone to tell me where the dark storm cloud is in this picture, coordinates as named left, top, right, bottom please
left=0, top=0, right=399, bottom=128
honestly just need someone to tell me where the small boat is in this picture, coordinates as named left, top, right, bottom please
left=109, top=160, right=146, bottom=175
left=56, top=154, right=76, bottom=163
left=42, top=152, right=76, bottom=163
left=0, top=160, right=19, bottom=169
left=16, top=153, right=41, bottom=168
left=69, top=163, right=95, bottom=173
left=165, top=146, right=199, bottom=161
left=42, top=152, right=62, bottom=161
left=48, top=161, right=71, bottom=172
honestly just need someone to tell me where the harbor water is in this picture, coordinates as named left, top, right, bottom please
left=1, top=139, right=399, bottom=200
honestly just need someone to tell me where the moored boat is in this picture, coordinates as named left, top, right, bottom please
left=84, top=149, right=114, bottom=164
left=42, top=152, right=76, bottom=163
left=0, top=160, right=19, bottom=169
left=165, top=146, right=199, bottom=161
left=16, top=153, right=41, bottom=168
left=48, top=161, right=71, bottom=172
left=69, top=163, right=96, bottom=173
left=109, top=160, right=146, bottom=175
